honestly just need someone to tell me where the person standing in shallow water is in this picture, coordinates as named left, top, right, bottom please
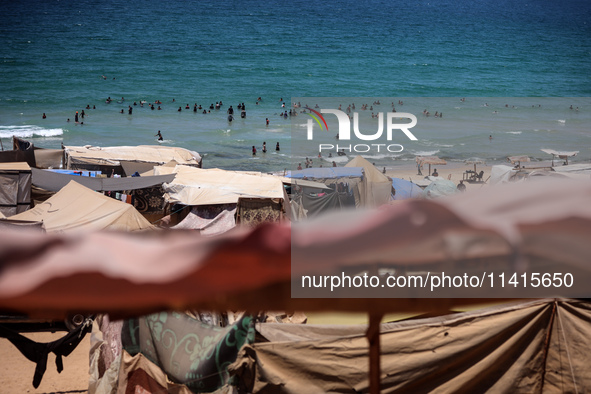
left=262, top=142, right=267, bottom=153
left=252, top=146, right=257, bottom=155
left=155, top=130, right=163, bottom=141
left=276, top=142, right=280, bottom=151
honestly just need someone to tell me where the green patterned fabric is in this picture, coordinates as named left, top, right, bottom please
left=123, top=312, right=254, bottom=393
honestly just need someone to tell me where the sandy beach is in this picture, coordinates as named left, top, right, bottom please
left=385, top=161, right=494, bottom=192
left=0, top=332, right=90, bottom=394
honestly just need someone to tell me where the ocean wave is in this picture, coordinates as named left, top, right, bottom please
left=505, top=131, right=522, bottom=134
left=0, top=125, right=63, bottom=139
left=557, top=120, right=566, bottom=124
left=410, top=150, right=440, bottom=156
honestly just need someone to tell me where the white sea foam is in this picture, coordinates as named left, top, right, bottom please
left=0, top=125, right=63, bottom=139
left=411, top=150, right=440, bottom=156
left=557, top=119, right=566, bottom=124
left=506, top=131, right=522, bottom=134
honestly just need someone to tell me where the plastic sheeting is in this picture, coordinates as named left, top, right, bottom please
left=285, top=167, right=364, bottom=179
left=300, top=189, right=356, bottom=217
left=422, top=178, right=458, bottom=198
left=391, top=178, right=423, bottom=200
left=173, top=204, right=237, bottom=236
left=122, top=313, right=255, bottom=393
left=31, top=168, right=176, bottom=192
left=0, top=162, right=31, bottom=217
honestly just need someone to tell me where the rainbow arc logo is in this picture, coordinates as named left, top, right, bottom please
left=305, top=107, right=328, bottom=132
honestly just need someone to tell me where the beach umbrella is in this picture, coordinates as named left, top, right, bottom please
left=465, top=159, right=485, bottom=172
left=2, top=179, right=591, bottom=392
left=416, top=155, right=447, bottom=176
left=540, top=149, right=579, bottom=166
left=507, top=155, right=530, bottom=167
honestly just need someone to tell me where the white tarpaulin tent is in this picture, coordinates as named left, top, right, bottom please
left=64, top=145, right=202, bottom=171
left=345, top=156, right=392, bottom=208
left=157, top=165, right=287, bottom=206
left=9, top=180, right=154, bottom=232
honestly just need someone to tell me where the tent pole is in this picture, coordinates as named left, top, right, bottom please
left=367, top=313, right=383, bottom=394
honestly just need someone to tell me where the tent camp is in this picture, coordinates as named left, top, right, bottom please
left=0, top=162, right=32, bottom=217
left=9, top=180, right=154, bottom=232
left=63, top=145, right=202, bottom=175
left=345, top=156, right=392, bottom=207
left=2, top=178, right=591, bottom=392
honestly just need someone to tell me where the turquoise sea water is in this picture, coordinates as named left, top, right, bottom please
left=0, top=0, right=590, bottom=171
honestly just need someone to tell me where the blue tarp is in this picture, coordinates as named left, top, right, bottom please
left=47, top=169, right=101, bottom=177
left=391, top=178, right=423, bottom=200
left=285, top=167, right=364, bottom=179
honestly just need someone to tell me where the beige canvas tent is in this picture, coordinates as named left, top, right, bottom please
left=0, top=162, right=32, bottom=217
left=9, top=180, right=154, bottom=232
left=156, top=166, right=287, bottom=206
left=64, top=145, right=202, bottom=175
left=345, top=156, right=392, bottom=208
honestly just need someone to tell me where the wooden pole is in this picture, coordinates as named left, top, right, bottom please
left=367, top=313, right=383, bottom=394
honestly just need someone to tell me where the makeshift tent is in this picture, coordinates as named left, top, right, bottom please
left=286, top=167, right=364, bottom=212
left=0, top=149, right=36, bottom=168
left=230, top=299, right=591, bottom=393
left=541, top=149, right=579, bottom=166
left=345, top=156, right=392, bottom=207
left=0, top=162, right=32, bottom=217
left=63, top=145, right=202, bottom=175
left=423, top=178, right=459, bottom=198
left=390, top=178, right=423, bottom=200
left=490, top=165, right=519, bottom=184
left=31, top=167, right=175, bottom=192
left=12, top=136, right=64, bottom=169
left=158, top=166, right=287, bottom=206
left=9, top=180, right=154, bottom=232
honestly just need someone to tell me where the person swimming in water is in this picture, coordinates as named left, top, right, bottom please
left=155, top=130, right=163, bottom=141
left=276, top=142, right=280, bottom=151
